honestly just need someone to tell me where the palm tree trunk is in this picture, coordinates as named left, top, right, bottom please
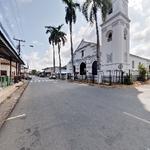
left=52, top=43, right=56, bottom=74
left=94, top=11, right=101, bottom=71
left=69, top=21, right=74, bottom=80
left=58, top=43, right=61, bottom=79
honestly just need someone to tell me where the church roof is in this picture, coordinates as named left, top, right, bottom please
left=74, top=39, right=97, bottom=53
left=130, top=54, right=150, bottom=62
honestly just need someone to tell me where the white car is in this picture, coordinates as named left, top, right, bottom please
left=49, top=74, right=56, bottom=79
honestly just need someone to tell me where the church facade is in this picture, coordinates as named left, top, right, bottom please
left=67, top=0, right=150, bottom=79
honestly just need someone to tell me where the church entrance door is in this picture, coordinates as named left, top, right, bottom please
left=80, top=62, right=86, bottom=75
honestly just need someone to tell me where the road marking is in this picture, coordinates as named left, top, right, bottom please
left=7, top=114, right=26, bottom=121
left=123, top=112, right=150, bottom=125
left=30, top=79, right=56, bottom=84
left=80, top=84, right=88, bottom=86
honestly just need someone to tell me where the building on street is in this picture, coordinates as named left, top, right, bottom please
left=0, top=23, right=24, bottom=87
left=67, top=0, right=150, bottom=81
left=42, top=66, right=67, bottom=78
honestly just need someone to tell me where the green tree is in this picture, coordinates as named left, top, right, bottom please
left=62, top=0, right=80, bottom=79
left=31, top=69, right=37, bottom=75
left=82, top=0, right=111, bottom=81
left=138, top=64, right=147, bottom=81
left=45, top=26, right=56, bottom=74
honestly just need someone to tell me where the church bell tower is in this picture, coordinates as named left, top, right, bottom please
left=101, top=0, right=130, bottom=72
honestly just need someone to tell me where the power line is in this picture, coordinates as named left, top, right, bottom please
left=0, top=0, right=24, bottom=40
left=0, top=22, right=16, bottom=48
left=13, top=0, right=24, bottom=37
left=13, top=38, right=26, bottom=56
left=8, top=0, right=22, bottom=37
left=0, top=2, right=16, bottom=37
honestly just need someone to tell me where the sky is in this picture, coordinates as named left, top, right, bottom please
left=0, top=0, right=150, bottom=71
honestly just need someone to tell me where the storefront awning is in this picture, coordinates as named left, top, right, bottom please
left=0, top=25, right=24, bottom=65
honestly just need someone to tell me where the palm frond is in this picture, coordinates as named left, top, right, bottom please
left=62, top=0, right=70, bottom=6
left=74, top=3, right=81, bottom=11
left=82, top=1, right=91, bottom=22
left=81, top=0, right=112, bottom=23
left=72, top=9, right=76, bottom=23
left=57, top=24, right=64, bottom=31
left=101, top=0, right=112, bottom=22
left=89, top=6, right=95, bottom=24
left=62, top=0, right=80, bottom=24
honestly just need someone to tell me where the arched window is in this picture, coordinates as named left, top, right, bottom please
left=108, top=3, right=113, bottom=14
left=106, top=31, right=113, bottom=42
left=92, top=61, right=97, bottom=75
left=108, top=3, right=113, bottom=15
left=124, top=29, right=127, bottom=40
left=80, top=62, right=86, bottom=75
left=108, top=7, right=113, bottom=14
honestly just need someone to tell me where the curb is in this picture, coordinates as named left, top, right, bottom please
left=67, top=80, right=135, bottom=89
left=0, top=81, right=29, bottom=130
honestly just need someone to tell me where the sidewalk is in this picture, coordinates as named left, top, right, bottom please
left=0, top=81, right=29, bottom=129
left=0, top=82, right=23, bottom=105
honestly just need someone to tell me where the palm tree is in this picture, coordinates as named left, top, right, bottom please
left=45, top=26, right=56, bottom=74
left=46, top=25, right=67, bottom=79
left=54, top=25, right=67, bottom=79
left=82, top=0, right=112, bottom=80
left=62, top=0, right=80, bottom=80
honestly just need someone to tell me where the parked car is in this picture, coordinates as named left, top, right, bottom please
left=49, top=74, right=56, bottom=79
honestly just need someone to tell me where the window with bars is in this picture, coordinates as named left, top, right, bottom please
left=81, top=50, right=84, bottom=58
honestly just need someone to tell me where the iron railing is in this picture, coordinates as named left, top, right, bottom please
left=0, top=76, right=12, bottom=88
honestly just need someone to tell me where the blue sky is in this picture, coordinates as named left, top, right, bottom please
left=0, top=0, right=150, bottom=70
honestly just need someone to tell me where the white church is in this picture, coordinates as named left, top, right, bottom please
left=67, top=0, right=150, bottom=81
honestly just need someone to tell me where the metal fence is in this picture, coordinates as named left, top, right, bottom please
left=67, top=70, right=150, bottom=86
left=0, top=76, right=12, bottom=88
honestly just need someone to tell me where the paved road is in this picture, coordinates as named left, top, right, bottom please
left=0, top=77, right=150, bottom=150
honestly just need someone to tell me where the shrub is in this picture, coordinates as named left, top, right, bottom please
left=124, top=73, right=133, bottom=85
left=138, top=64, right=147, bottom=81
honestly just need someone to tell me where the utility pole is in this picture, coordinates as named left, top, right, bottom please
left=13, top=38, right=25, bottom=56
left=13, top=38, right=25, bottom=77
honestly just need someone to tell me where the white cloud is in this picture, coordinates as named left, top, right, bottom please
left=32, top=40, right=44, bottom=46
left=60, top=23, right=95, bottom=66
left=24, top=0, right=150, bottom=70
left=129, top=0, right=150, bottom=59
left=129, top=0, right=143, bottom=11
left=23, top=49, right=52, bottom=71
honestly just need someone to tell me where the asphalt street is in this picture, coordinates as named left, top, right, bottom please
left=0, top=76, right=150, bottom=150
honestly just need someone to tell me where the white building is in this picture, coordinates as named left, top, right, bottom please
left=42, top=66, right=67, bottom=76
left=67, top=0, right=150, bottom=80
left=0, top=58, right=17, bottom=77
